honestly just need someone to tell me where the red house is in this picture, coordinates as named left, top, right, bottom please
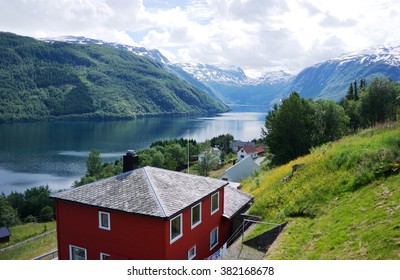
left=51, top=153, right=253, bottom=260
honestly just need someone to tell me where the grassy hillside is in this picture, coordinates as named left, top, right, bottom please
left=241, top=122, right=400, bottom=259
left=0, top=32, right=228, bottom=122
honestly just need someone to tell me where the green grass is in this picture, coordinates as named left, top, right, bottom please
left=0, top=221, right=57, bottom=260
left=0, top=221, right=56, bottom=250
left=0, top=231, right=57, bottom=260
left=241, top=122, right=400, bottom=259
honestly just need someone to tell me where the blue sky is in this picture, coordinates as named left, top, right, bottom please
left=1, top=0, right=400, bottom=77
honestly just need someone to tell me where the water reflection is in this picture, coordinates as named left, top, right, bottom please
left=0, top=108, right=266, bottom=194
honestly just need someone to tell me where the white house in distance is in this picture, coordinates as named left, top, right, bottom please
left=237, top=146, right=258, bottom=162
left=229, top=140, right=255, bottom=153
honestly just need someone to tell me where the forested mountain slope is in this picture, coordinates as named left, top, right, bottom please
left=0, top=32, right=228, bottom=122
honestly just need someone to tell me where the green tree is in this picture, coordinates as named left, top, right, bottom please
left=264, top=92, right=315, bottom=165
left=86, top=149, right=102, bottom=178
left=313, top=100, right=349, bottom=145
left=341, top=98, right=362, bottom=132
left=39, top=205, right=54, bottom=222
left=151, top=151, right=165, bottom=168
left=360, top=78, right=398, bottom=126
left=196, top=150, right=213, bottom=176
left=354, top=80, right=359, bottom=101
left=0, top=194, right=20, bottom=227
left=346, top=83, right=354, bottom=100
left=21, top=185, right=53, bottom=219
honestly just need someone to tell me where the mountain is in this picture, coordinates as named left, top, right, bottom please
left=0, top=32, right=228, bottom=122
left=173, top=62, right=294, bottom=106
left=288, top=44, right=400, bottom=101
left=40, top=35, right=171, bottom=65
left=10, top=33, right=400, bottom=114
left=41, top=36, right=225, bottom=105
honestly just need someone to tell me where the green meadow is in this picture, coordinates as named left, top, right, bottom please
left=242, top=123, right=400, bottom=259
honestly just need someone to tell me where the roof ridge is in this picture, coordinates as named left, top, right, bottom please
left=143, top=167, right=168, bottom=218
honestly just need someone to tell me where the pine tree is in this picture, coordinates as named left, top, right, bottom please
left=360, top=78, right=367, bottom=91
left=346, top=83, right=354, bottom=100
left=354, top=80, right=359, bottom=100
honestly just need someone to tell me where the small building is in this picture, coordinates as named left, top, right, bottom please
left=0, top=226, right=11, bottom=243
left=219, top=156, right=261, bottom=183
left=51, top=152, right=253, bottom=260
left=229, top=140, right=255, bottom=153
left=237, top=146, right=258, bottom=161
left=255, top=147, right=265, bottom=156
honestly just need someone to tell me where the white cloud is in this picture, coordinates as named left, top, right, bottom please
left=1, top=0, right=400, bottom=75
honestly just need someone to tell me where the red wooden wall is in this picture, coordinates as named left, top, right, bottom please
left=55, top=188, right=232, bottom=260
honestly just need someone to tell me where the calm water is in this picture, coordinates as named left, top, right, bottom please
left=0, top=106, right=267, bottom=194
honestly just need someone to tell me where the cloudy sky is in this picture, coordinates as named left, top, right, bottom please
left=1, top=0, right=399, bottom=77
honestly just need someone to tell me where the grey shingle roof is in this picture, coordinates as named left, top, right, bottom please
left=51, top=166, right=238, bottom=218
left=219, top=156, right=261, bottom=183
left=0, top=226, right=11, bottom=238
left=223, top=186, right=253, bottom=219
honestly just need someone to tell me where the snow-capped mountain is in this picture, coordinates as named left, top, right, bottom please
left=330, top=44, right=400, bottom=67
left=255, top=70, right=294, bottom=85
left=37, top=36, right=400, bottom=106
left=288, top=43, right=400, bottom=101
left=173, top=62, right=248, bottom=84
left=39, top=36, right=170, bottom=64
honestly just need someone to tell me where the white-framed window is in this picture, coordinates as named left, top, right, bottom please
left=210, top=227, right=219, bottom=250
left=188, top=245, right=196, bottom=260
left=211, top=192, right=219, bottom=215
left=170, top=214, right=183, bottom=244
left=69, top=245, right=87, bottom=260
left=99, top=211, right=111, bottom=230
left=191, top=203, right=202, bottom=229
left=100, top=253, right=109, bottom=260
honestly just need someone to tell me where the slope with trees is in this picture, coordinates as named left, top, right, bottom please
left=0, top=32, right=228, bottom=122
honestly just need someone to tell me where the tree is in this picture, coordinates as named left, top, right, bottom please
left=313, top=100, right=349, bottom=145
left=22, top=185, right=53, bottom=219
left=196, top=150, right=214, bottom=176
left=0, top=194, right=20, bottom=227
left=39, top=205, right=54, bottom=222
left=341, top=98, right=362, bottom=132
left=360, top=78, right=398, bottom=126
left=346, top=83, right=354, bottom=100
left=264, top=92, right=315, bottom=165
left=86, top=149, right=102, bottom=178
left=354, top=80, right=359, bottom=101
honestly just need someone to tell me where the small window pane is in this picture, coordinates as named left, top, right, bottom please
left=188, top=245, right=196, bottom=260
left=191, top=203, right=201, bottom=228
left=211, top=192, right=219, bottom=214
left=70, top=246, right=86, bottom=260
left=210, top=228, right=218, bottom=249
left=170, top=215, right=182, bottom=242
left=99, top=211, right=110, bottom=230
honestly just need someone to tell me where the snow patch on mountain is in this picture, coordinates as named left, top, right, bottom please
left=39, top=36, right=170, bottom=65
left=329, top=44, right=400, bottom=67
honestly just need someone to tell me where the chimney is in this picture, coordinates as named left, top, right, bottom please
left=123, top=150, right=139, bottom=173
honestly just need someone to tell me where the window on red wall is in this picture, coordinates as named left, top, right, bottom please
left=98, top=211, right=111, bottom=230
left=191, top=203, right=201, bottom=229
left=170, top=214, right=182, bottom=244
left=188, top=245, right=196, bottom=260
left=69, top=245, right=87, bottom=260
left=210, top=227, right=218, bottom=250
left=211, top=192, right=219, bottom=215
